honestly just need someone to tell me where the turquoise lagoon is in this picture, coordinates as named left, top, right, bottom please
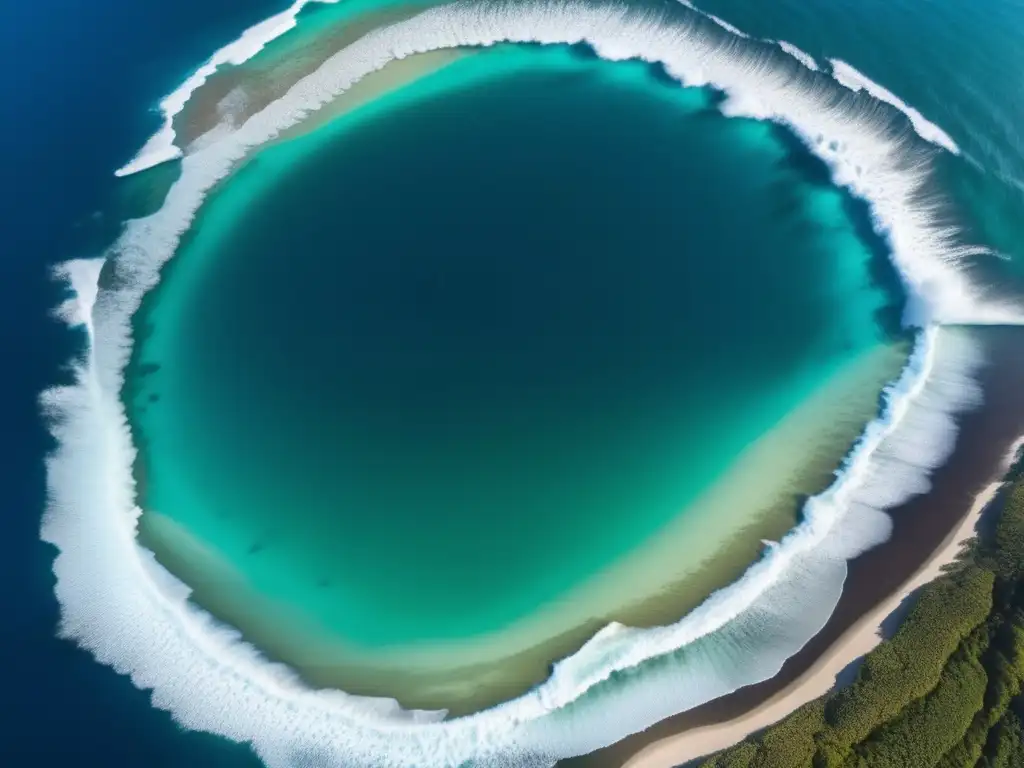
left=125, top=44, right=906, bottom=712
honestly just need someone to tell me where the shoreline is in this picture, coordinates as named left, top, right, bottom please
left=619, top=477, right=1005, bottom=768
left=565, top=325, right=1024, bottom=768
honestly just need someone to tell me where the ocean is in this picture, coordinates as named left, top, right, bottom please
left=8, top=0, right=1024, bottom=765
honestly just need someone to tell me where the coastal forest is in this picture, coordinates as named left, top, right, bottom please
left=702, top=462, right=1024, bottom=768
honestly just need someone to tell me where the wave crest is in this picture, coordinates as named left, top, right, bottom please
left=114, top=0, right=342, bottom=177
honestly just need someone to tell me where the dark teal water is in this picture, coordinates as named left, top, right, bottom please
left=128, top=45, right=899, bottom=651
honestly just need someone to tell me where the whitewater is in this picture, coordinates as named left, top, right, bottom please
left=113, top=0, right=346, bottom=177
left=42, top=1, right=1024, bottom=766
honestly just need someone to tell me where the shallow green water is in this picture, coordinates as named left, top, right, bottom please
left=128, top=44, right=901, bottom=651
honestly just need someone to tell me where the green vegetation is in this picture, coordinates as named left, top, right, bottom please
left=701, top=463, right=1024, bottom=768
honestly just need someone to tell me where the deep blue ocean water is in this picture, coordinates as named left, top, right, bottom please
left=7, top=0, right=1024, bottom=764
left=2, top=1, right=278, bottom=763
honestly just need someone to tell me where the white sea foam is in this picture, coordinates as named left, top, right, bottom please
left=678, top=2, right=958, bottom=153
left=53, top=259, right=104, bottom=331
left=778, top=40, right=818, bottom=71
left=830, top=59, right=960, bottom=155
left=675, top=0, right=746, bottom=38
left=114, top=0, right=341, bottom=177
left=43, top=2, right=1020, bottom=766
left=706, top=13, right=745, bottom=37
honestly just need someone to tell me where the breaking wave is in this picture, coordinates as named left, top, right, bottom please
left=117, top=0, right=959, bottom=179
left=829, top=59, right=960, bottom=156
left=43, top=1, right=1023, bottom=766
left=114, top=0, right=342, bottom=177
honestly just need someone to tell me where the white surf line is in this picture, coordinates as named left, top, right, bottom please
left=676, top=1, right=957, bottom=152
left=53, top=260, right=104, bottom=333
left=615, top=0, right=821, bottom=74
left=620, top=433, right=1024, bottom=768
left=116, top=0, right=953, bottom=178
left=830, top=59, right=960, bottom=155
left=777, top=41, right=818, bottom=71
left=114, top=0, right=341, bottom=177
left=44, top=2, right=1021, bottom=767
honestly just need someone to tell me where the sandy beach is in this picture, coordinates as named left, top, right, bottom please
left=565, top=325, right=1024, bottom=768
left=619, top=478, right=1004, bottom=768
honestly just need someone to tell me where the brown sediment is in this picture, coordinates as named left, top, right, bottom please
left=562, top=324, right=1024, bottom=768
left=173, top=4, right=433, bottom=148
left=269, top=47, right=467, bottom=145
